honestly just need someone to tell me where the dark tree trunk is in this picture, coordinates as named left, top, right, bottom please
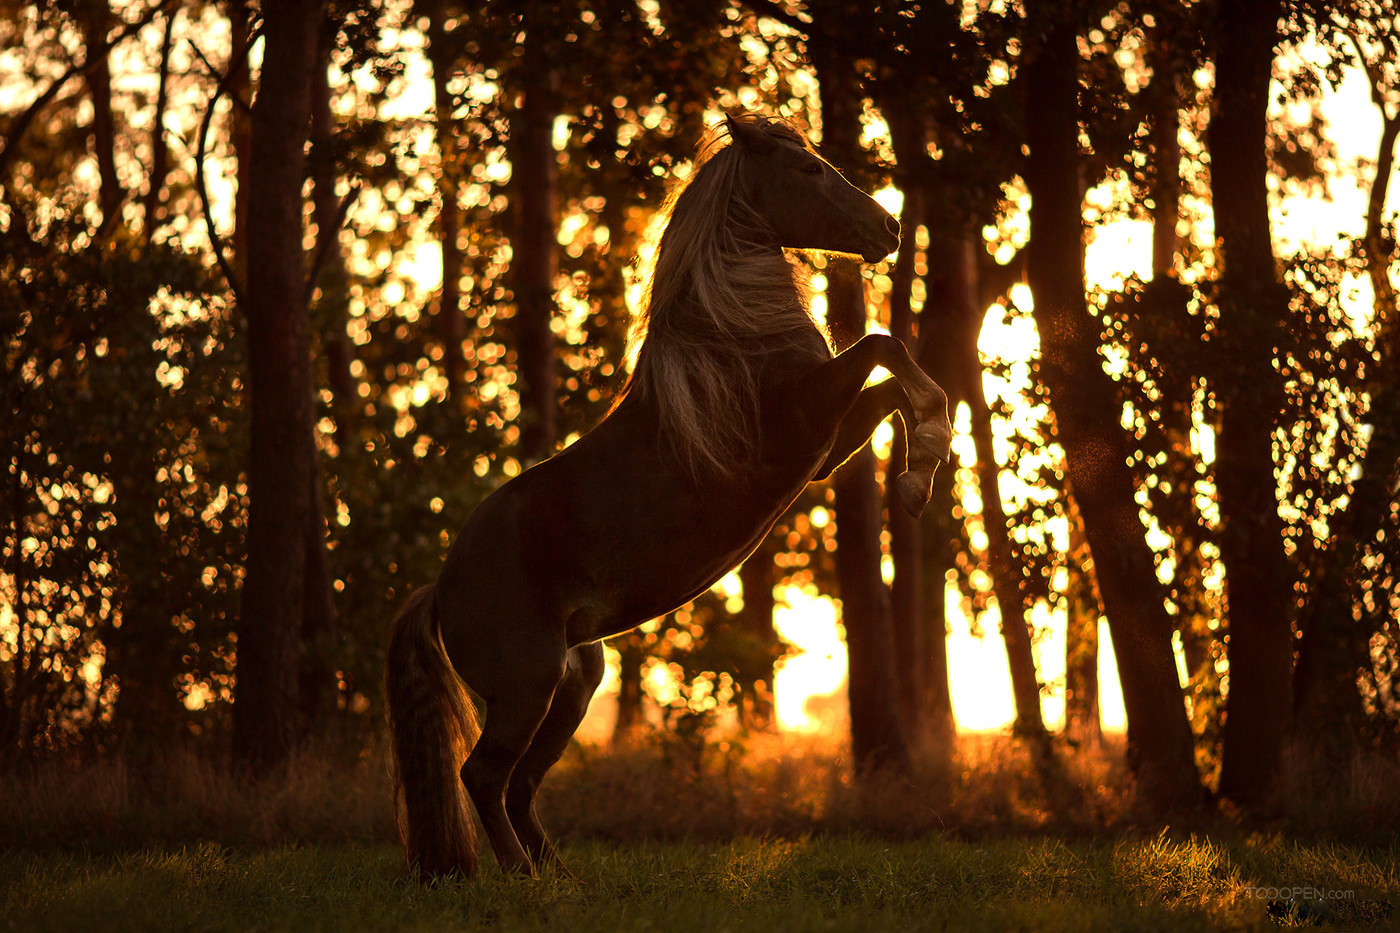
left=885, top=161, right=925, bottom=739
left=1024, top=20, right=1200, bottom=810
left=965, top=342, right=1047, bottom=740
left=310, top=30, right=355, bottom=418
left=816, top=52, right=909, bottom=776
left=299, top=25, right=347, bottom=741
left=1064, top=492, right=1103, bottom=746
left=511, top=22, right=559, bottom=464
left=1209, top=0, right=1294, bottom=809
left=78, top=0, right=122, bottom=229
left=1148, top=27, right=1182, bottom=278
left=914, top=214, right=967, bottom=758
left=299, top=453, right=339, bottom=739
left=227, top=1, right=255, bottom=275
left=145, top=9, right=176, bottom=238
left=611, top=636, right=646, bottom=741
left=935, top=228, right=1051, bottom=753
left=830, top=415, right=909, bottom=775
left=232, top=0, right=323, bottom=774
left=737, top=542, right=780, bottom=731
left=105, top=7, right=181, bottom=748
left=918, top=459, right=958, bottom=753
left=425, top=1, right=469, bottom=397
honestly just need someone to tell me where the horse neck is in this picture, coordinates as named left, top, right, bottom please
left=657, top=235, right=812, bottom=347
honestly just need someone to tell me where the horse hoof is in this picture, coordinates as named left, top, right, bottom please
left=895, top=470, right=932, bottom=517
left=913, top=419, right=952, bottom=465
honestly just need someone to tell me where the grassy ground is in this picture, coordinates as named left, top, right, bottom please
left=3, top=735, right=1398, bottom=930
left=5, top=835, right=1397, bottom=932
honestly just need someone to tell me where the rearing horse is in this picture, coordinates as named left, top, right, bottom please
left=387, top=111, right=952, bottom=879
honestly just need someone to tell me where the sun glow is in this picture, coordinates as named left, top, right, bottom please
left=772, top=586, right=848, bottom=733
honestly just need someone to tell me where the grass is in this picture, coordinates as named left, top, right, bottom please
left=3, top=733, right=1398, bottom=930
left=5, top=835, right=1396, bottom=931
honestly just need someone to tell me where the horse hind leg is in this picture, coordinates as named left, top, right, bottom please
left=459, top=648, right=566, bottom=875
left=505, top=641, right=605, bottom=877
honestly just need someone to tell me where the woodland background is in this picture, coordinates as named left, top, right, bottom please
left=2, top=0, right=1399, bottom=835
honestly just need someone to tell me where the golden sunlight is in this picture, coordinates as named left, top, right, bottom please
left=771, top=586, right=848, bottom=733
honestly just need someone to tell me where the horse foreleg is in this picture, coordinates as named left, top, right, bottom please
left=787, top=334, right=952, bottom=516
left=460, top=654, right=565, bottom=876
left=812, top=379, right=912, bottom=481
left=504, top=641, right=605, bottom=878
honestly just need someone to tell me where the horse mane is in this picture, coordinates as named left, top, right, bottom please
left=622, top=111, right=824, bottom=479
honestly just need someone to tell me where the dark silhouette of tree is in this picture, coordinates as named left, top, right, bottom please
left=1022, top=12, right=1201, bottom=810
left=1209, top=0, right=1296, bottom=809
left=231, top=0, right=327, bottom=774
left=816, top=50, right=910, bottom=776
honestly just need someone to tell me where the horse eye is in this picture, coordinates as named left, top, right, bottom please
left=800, top=161, right=824, bottom=176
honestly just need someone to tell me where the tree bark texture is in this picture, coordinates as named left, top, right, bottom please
left=818, top=52, right=909, bottom=776
left=1024, top=21, right=1200, bottom=809
left=145, top=9, right=176, bottom=237
left=1148, top=26, right=1183, bottom=278
left=425, top=1, right=469, bottom=397
left=310, top=31, right=356, bottom=418
left=1064, top=492, right=1103, bottom=746
left=511, top=21, right=560, bottom=464
left=1209, top=0, right=1295, bottom=808
left=737, top=541, right=780, bottom=731
left=78, top=0, right=122, bottom=229
left=885, top=165, right=926, bottom=738
left=232, top=0, right=323, bottom=774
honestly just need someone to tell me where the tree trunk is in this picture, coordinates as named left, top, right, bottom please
left=145, top=8, right=176, bottom=238
left=310, top=30, right=355, bottom=419
left=1293, top=47, right=1400, bottom=754
left=918, top=458, right=959, bottom=754
left=1209, top=0, right=1294, bottom=809
left=816, top=52, right=909, bottom=776
left=299, top=454, right=339, bottom=739
left=737, top=543, right=780, bottom=731
left=830, top=421, right=909, bottom=775
left=1147, top=27, right=1182, bottom=278
left=913, top=211, right=966, bottom=758
left=1064, top=492, right=1103, bottom=746
left=232, top=0, right=323, bottom=774
left=885, top=162, right=925, bottom=739
left=965, top=340, right=1047, bottom=740
left=227, top=1, right=255, bottom=275
left=425, top=1, right=469, bottom=397
left=297, top=23, right=348, bottom=742
left=511, top=22, right=559, bottom=464
left=611, top=636, right=646, bottom=741
left=78, top=0, right=122, bottom=230
left=1024, top=20, right=1200, bottom=810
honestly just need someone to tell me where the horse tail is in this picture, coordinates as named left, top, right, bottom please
left=386, top=583, right=479, bottom=878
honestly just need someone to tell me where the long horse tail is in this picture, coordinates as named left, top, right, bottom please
left=386, top=583, right=479, bottom=878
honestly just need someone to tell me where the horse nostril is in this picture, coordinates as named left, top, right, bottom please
left=884, top=215, right=900, bottom=238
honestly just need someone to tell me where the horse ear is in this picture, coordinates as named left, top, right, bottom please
left=725, top=112, right=777, bottom=153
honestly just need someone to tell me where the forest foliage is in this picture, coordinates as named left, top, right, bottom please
left=2, top=0, right=1398, bottom=818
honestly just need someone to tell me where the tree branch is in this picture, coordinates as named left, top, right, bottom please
left=191, top=33, right=261, bottom=308
left=0, top=0, right=174, bottom=183
left=305, top=182, right=360, bottom=307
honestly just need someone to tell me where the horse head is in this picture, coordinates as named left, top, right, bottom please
left=726, top=111, right=900, bottom=263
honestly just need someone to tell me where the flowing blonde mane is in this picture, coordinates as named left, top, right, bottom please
left=623, top=113, right=825, bottom=479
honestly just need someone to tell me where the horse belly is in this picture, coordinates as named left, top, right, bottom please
left=558, top=463, right=814, bottom=645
